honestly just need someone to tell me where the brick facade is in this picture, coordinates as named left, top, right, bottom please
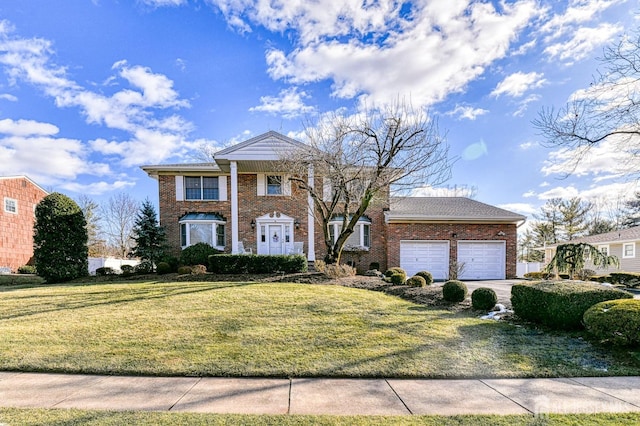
left=0, top=177, right=48, bottom=272
left=386, top=222, right=519, bottom=279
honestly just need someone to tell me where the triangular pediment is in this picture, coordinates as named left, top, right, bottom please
left=214, top=131, right=306, bottom=161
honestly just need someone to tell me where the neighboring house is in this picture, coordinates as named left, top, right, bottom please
left=542, top=226, right=640, bottom=274
left=142, top=131, right=526, bottom=280
left=0, top=176, right=48, bottom=272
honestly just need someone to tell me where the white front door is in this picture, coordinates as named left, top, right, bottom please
left=268, top=224, right=284, bottom=255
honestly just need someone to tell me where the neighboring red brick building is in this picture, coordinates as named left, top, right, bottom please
left=142, top=131, right=525, bottom=279
left=0, top=176, right=48, bottom=272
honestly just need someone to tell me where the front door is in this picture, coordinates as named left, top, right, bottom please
left=268, top=225, right=284, bottom=255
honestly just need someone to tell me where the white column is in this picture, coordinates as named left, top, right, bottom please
left=307, top=164, right=316, bottom=261
left=231, top=161, right=239, bottom=254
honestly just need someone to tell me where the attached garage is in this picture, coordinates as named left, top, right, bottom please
left=400, top=240, right=449, bottom=280
left=457, top=241, right=506, bottom=280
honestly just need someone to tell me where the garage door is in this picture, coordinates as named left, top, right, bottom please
left=457, top=241, right=505, bottom=280
left=400, top=241, right=449, bottom=280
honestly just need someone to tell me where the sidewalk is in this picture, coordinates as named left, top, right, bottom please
left=1, top=372, right=640, bottom=416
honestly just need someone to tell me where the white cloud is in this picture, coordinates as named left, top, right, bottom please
left=140, top=0, right=187, bottom=6
left=0, top=118, right=58, bottom=136
left=249, top=87, right=316, bottom=119
left=537, top=181, right=639, bottom=204
left=491, top=72, right=546, bottom=98
left=540, top=0, right=625, bottom=37
left=447, top=105, right=489, bottom=120
left=60, top=180, right=136, bottom=195
left=0, top=93, right=17, bottom=101
left=522, top=190, right=537, bottom=198
left=498, top=203, right=537, bottom=215
left=519, top=141, right=537, bottom=150
left=544, top=23, right=622, bottom=63
left=410, top=184, right=477, bottom=198
left=538, top=185, right=580, bottom=199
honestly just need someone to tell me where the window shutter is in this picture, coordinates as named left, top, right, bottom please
left=283, top=175, right=292, bottom=196
left=257, top=174, right=265, bottom=196
left=323, top=178, right=331, bottom=201
left=175, top=176, right=184, bottom=201
left=218, top=176, right=227, bottom=201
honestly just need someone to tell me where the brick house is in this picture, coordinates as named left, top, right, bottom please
left=0, top=176, right=48, bottom=272
left=142, top=131, right=525, bottom=279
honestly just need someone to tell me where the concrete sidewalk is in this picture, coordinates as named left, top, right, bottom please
left=1, top=372, right=640, bottom=416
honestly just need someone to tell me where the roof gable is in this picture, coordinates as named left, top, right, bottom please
left=551, top=225, right=640, bottom=246
left=0, top=175, right=48, bottom=195
left=214, top=131, right=306, bottom=161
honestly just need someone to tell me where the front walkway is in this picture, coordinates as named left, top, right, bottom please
left=1, top=371, right=640, bottom=416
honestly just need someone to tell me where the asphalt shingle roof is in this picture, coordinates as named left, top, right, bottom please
left=387, top=197, right=526, bottom=222
left=549, top=225, right=640, bottom=246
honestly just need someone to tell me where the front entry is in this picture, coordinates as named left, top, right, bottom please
left=256, top=212, right=294, bottom=255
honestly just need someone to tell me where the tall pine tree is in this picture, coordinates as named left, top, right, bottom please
left=130, top=199, right=166, bottom=270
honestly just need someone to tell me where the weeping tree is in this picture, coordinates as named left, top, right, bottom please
left=286, top=101, right=451, bottom=264
left=545, top=243, right=619, bottom=279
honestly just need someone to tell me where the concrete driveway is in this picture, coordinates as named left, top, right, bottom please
left=433, top=279, right=525, bottom=308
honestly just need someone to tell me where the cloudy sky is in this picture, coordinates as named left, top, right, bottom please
left=0, top=0, right=638, bottom=220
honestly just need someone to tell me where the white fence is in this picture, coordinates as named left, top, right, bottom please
left=88, top=257, right=140, bottom=275
left=517, top=262, right=542, bottom=277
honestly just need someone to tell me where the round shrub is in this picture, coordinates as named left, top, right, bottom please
left=191, top=264, right=207, bottom=275
left=181, top=242, right=221, bottom=266
left=134, top=260, right=153, bottom=274
left=584, top=299, right=640, bottom=346
left=95, top=267, right=115, bottom=276
left=390, top=272, right=405, bottom=285
left=17, top=265, right=37, bottom=275
left=177, top=266, right=192, bottom=275
left=415, top=271, right=433, bottom=286
left=385, top=267, right=407, bottom=283
left=156, top=262, right=171, bottom=275
left=120, top=264, right=135, bottom=276
left=442, top=280, right=468, bottom=303
left=406, top=275, right=426, bottom=287
left=471, top=287, right=498, bottom=310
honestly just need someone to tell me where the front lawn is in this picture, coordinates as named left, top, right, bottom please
left=0, top=280, right=638, bottom=378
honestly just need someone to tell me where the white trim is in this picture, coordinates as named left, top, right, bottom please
left=283, top=174, right=292, bottom=196
left=230, top=161, right=239, bottom=254
left=598, top=244, right=610, bottom=256
left=457, top=240, right=506, bottom=280
left=323, top=178, right=331, bottom=202
left=175, top=176, right=184, bottom=201
left=179, top=219, right=226, bottom=250
left=4, top=197, right=17, bottom=214
left=623, top=242, right=636, bottom=259
left=218, top=176, right=227, bottom=201
left=307, top=164, right=315, bottom=261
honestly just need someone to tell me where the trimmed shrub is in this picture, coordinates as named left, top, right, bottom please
left=523, top=271, right=552, bottom=280
left=120, top=264, right=135, bottom=276
left=443, top=280, right=468, bottom=303
left=472, top=287, right=498, bottom=311
left=574, top=269, right=596, bottom=281
left=156, top=262, right=171, bottom=275
left=95, top=267, right=116, bottom=276
left=608, top=272, right=640, bottom=288
left=406, top=275, right=426, bottom=288
left=511, top=281, right=633, bottom=330
left=33, top=192, right=88, bottom=283
left=181, top=242, right=222, bottom=267
left=209, top=254, right=307, bottom=274
left=134, top=261, right=153, bottom=274
left=390, top=272, right=405, bottom=285
left=415, top=271, right=433, bottom=286
left=191, top=264, right=207, bottom=275
left=384, top=267, right=407, bottom=283
left=177, top=266, right=192, bottom=275
left=17, top=265, right=36, bottom=275
left=158, top=255, right=179, bottom=273
left=316, top=262, right=356, bottom=278
left=584, top=299, right=640, bottom=346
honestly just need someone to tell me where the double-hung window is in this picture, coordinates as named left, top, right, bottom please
left=266, top=175, right=282, bottom=195
left=4, top=197, right=17, bottom=214
left=623, top=243, right=636, bottom=258
left=328, top=216, right=371, bottom=251
left=185, top=177, right=219, bottom=200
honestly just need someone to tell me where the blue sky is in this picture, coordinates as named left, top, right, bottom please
left=0, top=0, right=639, bottom=221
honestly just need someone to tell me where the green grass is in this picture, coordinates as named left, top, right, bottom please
left=2, top=408, right=640, bottom=425
left=0, top=280, right=639, bottom=378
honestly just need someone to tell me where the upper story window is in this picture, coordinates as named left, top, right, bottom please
left=623, top=243, right=636, bottom=258
left=4, top=197, right=17, bottom=214
left=185, top=176, right=219, bottom=200
left=266, top=175, right=282, bottom=195
left=599, top=245, right=609, bottom=256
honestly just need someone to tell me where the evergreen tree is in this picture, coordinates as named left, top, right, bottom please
left=559, top=197, right=592, bottom=240
left=34, top=192, right=88, bottom=283
left=623, top=192, right=640, bottom=228
left=130, top=199, right=166, bottom=270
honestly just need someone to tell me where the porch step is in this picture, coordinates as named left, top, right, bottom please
left=307, top=261, right=317, bottom=272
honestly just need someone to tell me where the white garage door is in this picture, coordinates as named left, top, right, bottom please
left=457, top=241, right=505, bottom=280
left=400, top=241, right=449, bottom=280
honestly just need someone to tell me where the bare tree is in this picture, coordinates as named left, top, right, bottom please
left=76, top=194, right=106, bottom=257
left=533, top=32, right=640, bottom=179
left=101, top=193, right=139, bottom=258
left=286, top=101, right=451, bottom=264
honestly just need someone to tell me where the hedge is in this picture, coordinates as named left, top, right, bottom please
left=583, top=299, right=640, bottom=346
left=511, top=281, right=633, bottom=330
left=208, top=254, right=307, bottom=274
left=608, top=272, right=640, bottom=288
